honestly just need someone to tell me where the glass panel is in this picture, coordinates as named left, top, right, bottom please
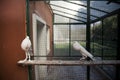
left=51, top=5, right=79, bottom=16
left=54, top=25, right=69, bottom=56
left=71, top=25, right=86, bottom=41
left=54, top=15, right=69, bottom=23
left=70, top=19, right=84, bottom=23
left=90, top=1, right=120, bottom=21
left=70, top=1, right=87, bottom=6
left=71, top=25, right=86, bottom=56
left=54, top=11, right=85, bottom=22
left=103, top=15, right=117, bottom=59
left=51, top=0, right=120, bottom=22
left=50, top=1, right=86, bottom=12
left=91, top=15, right=118, bottom=80
left=90, top=1, right=120, bottom=13
left=50, top=1, right=87, bottom=23
left=54, top=14, right=84, bottom=23
left=91, top=21, right=102, bottom=57
left=90, top=9, right=106, bottom=17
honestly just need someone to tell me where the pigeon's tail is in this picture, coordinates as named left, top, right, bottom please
left=86, top=56, right=95, bottom=61
left=91, top=57, right=96, bottom=61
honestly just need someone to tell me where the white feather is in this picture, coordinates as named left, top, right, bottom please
left=20, top=36, right=31, bottom=62
left=73, top=41, right=94, bottom=60
left=21, top=36, right=31, bottom=51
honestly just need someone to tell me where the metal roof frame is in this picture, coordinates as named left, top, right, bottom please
left=54, top=13, right=86, bottom=23
left=29, top=0, right=120, bottom=24
left=91, top=8, right=120, bottom=23
left=52, top=8, right=87, bottom=21
left=50, top=3, right=99, bottom=18
left=63, top=0, right=110, bottom=14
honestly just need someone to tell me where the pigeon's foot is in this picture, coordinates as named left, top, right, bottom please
left=80, top=58, right=86, bottom=61
left=86, top=57, right=91, bottom=61
left=80, top=56, right=87, bottom=60
left=19, top=59, right=27, bottom=63
left=28, top=59, right=32, bottom=62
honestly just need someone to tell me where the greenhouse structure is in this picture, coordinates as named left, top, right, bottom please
left=0, top=0, right=120, bottom=80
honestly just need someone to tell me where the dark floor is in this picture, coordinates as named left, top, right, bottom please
left=34, top=57, right=113, bottom=80
left=42, top=66, right=109, bottom=80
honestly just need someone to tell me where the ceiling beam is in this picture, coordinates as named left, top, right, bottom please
left=64, top=0, right=109, bottom=14
left=91, top=8, right=120, bottom=23
left=50, top=3, right=99, bottom=18
left=54, top=13, right=86, bottom=23
left=54, top=23, right=85, bottom=25
left=52, top=8, right=87, bottom=20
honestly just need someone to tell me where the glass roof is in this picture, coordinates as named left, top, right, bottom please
left=49, top=0, right=120, bottom=24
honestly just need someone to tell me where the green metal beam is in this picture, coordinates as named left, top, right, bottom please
left=91, top=8, right=120, bottom=23
left=26, top=0, right=30, bottom=36
left=52, top=8, right=87, bottom=20
left=54, top=23, right=85, bottom=25
left=116, top=11, right=120, bottom=80
left=86, top=0, right=90, bottom=80
left=54, top=13, right=86, bottom=23
left=63, top=0, right=110, bottom=14
left=26, top=0, right=32, bottom=80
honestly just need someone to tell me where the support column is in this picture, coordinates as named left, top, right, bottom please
left=52, top=13, right=55, bottom=57
left=101, top=20, right=104, bottom=60
left=26, top=0, right=30, bottom=36
left=69, top=19, right=71, bottom=57
left=26, top=0, right=32, bottom=80
left=116, top=11, right=120, bottom=80
left=86, top=0, right=90, bottom=80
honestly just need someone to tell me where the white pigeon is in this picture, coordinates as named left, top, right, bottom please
left=20, top=36, right=31, bottom=62
left=73, top=41, right=95, bottom=61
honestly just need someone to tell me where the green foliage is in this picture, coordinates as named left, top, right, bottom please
left=91, top=15, right=118, bottom=58
left=92, top=15, right=117, bottom=41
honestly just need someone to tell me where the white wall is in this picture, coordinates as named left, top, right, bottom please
left=32, top=13, right=48, bottom=80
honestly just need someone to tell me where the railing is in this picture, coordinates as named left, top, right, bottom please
left=18, top=60, right=120, bottom=66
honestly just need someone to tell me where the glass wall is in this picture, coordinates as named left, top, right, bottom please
left=53, top=24, right=86, bottom=59
left=91, top=15, right=117, bottom=59
left=91, top=15, right=118, bottom=79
